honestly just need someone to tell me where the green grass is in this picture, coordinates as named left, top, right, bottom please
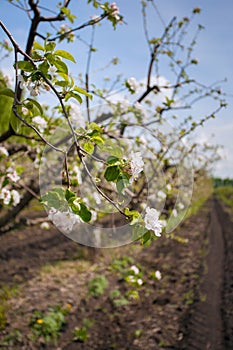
left=88, top=275, right=108, bottom=297
left=30, top=305, right=70, bottom=344
left=214, top=186, right=233, bottom=209
left=0, top=285, right=19, bottom=330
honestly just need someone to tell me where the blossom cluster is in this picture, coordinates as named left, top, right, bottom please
left=18, top=74, right=50, bottom=97
left=58, top=24, right=75, bottom=42
left=126, top=77, right=138, bottom=93
left=32, top=116, right=47, bottom=133
left=48, top=207, right=81, bottom=234
left=0, top=149, right=21, bottom=207
left=126, top=265, right=143, bottom=286
left=144, top=207, right=164, bottom=237
left=0, top=188, right=20, bottom=206
left=129, top=151, right=144, bottom=183
left=109, top=2, right=120, bottom=20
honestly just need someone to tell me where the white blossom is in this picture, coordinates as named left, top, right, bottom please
left=32, top=116, right=47, bottom=133
left=18, top=74, right=25, bottom=89
left=110, top=2, right=120, bottom=20
left=48, top=208, right=80, bottom=234
left=127, top=77, right=138, bottom=93
left=0, top=188, right=11, bottom=205
left=144, top=207, right=164, bottom=237
left=91, top=210, right=97, bottom=222
left=166, top=184, right=172, bottom=191
left=93, top=191, right=101, bottom=205
left=158, top=190, right=166, bottom=200
left=40, top=222, right=50, bottom=230
left=34, top=156, right=46, bottom=169
left=130, top=265, right=140, bottom=275
left=22, top=106, right=28, bottom=115
left=137, top=278, right=143, bottom=286
left=59, top=24, right=75, bottom=42
left=72, top=165, right=82, bottom=184
left=155, top=270, right=162, bottom=280
left=0, top=146, right=9, bottom=157
left=172, top=208, right=178, bottom=217
left=129, top=151, right=144, bottom=183
left=49, top=65, right=57, bottom=78
left=127, top=275, right=136, bottom=283
left=11, top=189, right=20, bottom=206
left=29, top=86, right=40, bottom=96
left=7, top=167, right=20, bottom=182
left=133, top=101, right=146, bottom=117
left=178, top=202, right=185, bottom=210
left=118, top=99, right=130, bottom=113
left=70, top=103, right=85, bottom=129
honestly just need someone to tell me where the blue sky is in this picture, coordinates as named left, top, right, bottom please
left=0, top=0, right=232, bottom=178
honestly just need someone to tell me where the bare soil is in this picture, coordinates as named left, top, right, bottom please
left=0, top=196, right=232, bottom=349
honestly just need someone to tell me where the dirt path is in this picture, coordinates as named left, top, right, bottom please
left=179, top=198, right=233, bottom=350
left=0, top=197, right=232, bottom=349
left=0, top=222, right=80, bottom=286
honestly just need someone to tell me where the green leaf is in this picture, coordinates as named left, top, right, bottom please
left=45, top=41, right=56, bottom=52
left=88, top=122, right=103, bottom=132
left=60, top=7, right=77, bottom=23
left=0, top=96, right=11, bottom=135
left=91, top=135, right=104, bottom=145
left=0, top=88, right=14, bottom=98
left=57, top=71, right=69, bottom=82
left=17, top=61, right=35, bottom=72
left=78, top=203, right=92, bottom=222
left=10, top=109, right=21, bottom=133
left=54, top=80, right=68, bottom=87
left=141, top=230, right=151, bottom=245
left=83, top=141, right=94, bottom=154
left=98, top=139, right=123, bottom=158
left=54, top=50, right=76, bottom=63
left=65, top=91, right=82, bottom=104
left=33, top=42, right=45, bottom=51
left=73, top=86, right=92, bottom=98
left=38, top=60, right=50, bottom=75
left=65, top=188, right=76, bottom=201
left=26, top=98, right=43, bottom=115
left=106, top=156, right=120, bottom=165
left=45, top=53, right=55, bottom=65
left=42, top=191, right=62, bottom=209
left=54, top=59, right=68, bottom=74
left=116, top=172, right=130, bottom=194
left=104, top=165, right=120, bottom=182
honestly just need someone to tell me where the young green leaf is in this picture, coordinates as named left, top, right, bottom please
left=41, top=191, right=62, bottom=209
left=33, top=41, right=45, bottom=51
left=141, top=230, right=151, bottom=245
left=104, top=165, right=120, bottom=181
left=116, top=172, right=130, bottom=194
left=106, top=156, right=120, bottom=165
left=65, top=188, right=76, bottom=201
left=65, top=91, right=82, bottom=104
left=10, top=109, right=21, bottom=133
left=83, top=141, right=95, bottom=154
left=26, top=98, right=44, bottom=115
left=17, top=61, right=35, bottom=72
left=0, top=88, right=14, bottom=98
left=54, top=50, right=76, bottom=63
left=38, top=60, right=50, bottom=75
left=91, top=135, right=104, bottom=145
left=54, top=59, right=69, bottom=75
left=45, top=41, right=56, bottom=52
left=78, top=203, right=92, bottom=222
left=73, top=86, right=92, bottom=98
